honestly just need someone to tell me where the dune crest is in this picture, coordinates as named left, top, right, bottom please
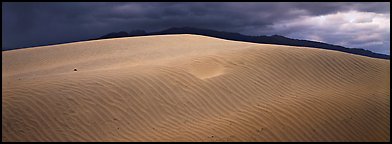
left=2, top=34, right=390, bottom=142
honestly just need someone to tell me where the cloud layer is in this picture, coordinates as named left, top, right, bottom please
left=2, top=2, right=390, bottom=54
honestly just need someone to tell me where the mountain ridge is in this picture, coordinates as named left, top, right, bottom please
left=97, top=27, right=390, bottom=60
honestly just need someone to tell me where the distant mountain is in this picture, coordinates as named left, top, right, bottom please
left=99, top=30, right=146, bottom=39
left=99, top=31, right=129, bottom=39
left=97, top=27, right=390, bottom=60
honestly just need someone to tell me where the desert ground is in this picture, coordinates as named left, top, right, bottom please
left=2, top=34, right=390, bottom=142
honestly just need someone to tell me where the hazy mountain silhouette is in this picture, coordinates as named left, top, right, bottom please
left=99, top=31, right=129, bottom=39
left=97, top=27, right=389, bottom=60
left=100, top=30, right=147, bottom=39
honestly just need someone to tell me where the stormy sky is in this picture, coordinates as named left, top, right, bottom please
left=2, top=2, right=390, bottom=54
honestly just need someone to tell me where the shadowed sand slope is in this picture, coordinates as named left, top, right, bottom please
left=2, top=34, right=390, bottom=142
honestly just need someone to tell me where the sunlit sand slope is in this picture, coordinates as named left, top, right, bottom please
left=2, top=34, right=390, bottom=142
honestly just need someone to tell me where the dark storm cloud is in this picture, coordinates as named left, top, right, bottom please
left=2, top=2, right=390, bottom=54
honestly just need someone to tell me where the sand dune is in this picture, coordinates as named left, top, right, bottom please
left=2, top=34, right=390, bottom=142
